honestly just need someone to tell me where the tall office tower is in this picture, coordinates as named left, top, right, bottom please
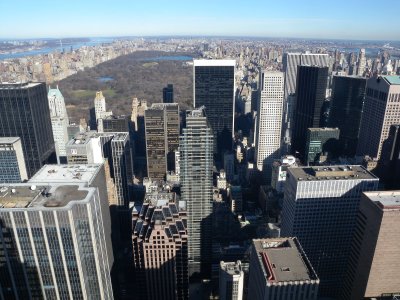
left=131, top=98, right=148, bottom=168
left=163, top=83, right=174, bottom=103
left=0, top=182, right=113, bottom=299
left=281, top=166, right=378, bottom=297
left=282, top=53, right=329, bottom=150
left=379, top=124, right=400, bottom=188
left=219, top=261, right=244, bottom=300
left=132, top=191, right=188, bottom=300
left=180, top=107, right=213, bottom=276
left=357, top=48, right=367, bottom=76
left=66, top=132, right=103, bottom=164
left=357, top=76, right=400, bottom=160
left=248, top=238, right=319, bottom=300
left=329, top=75, right=366, bottom=156
left=193, top=60, right=235, bottom=156
left=342, top=191, right=400, bottom=299
left=0, top=137, right=28, bottom=183
left=111, top=133, right=132, bottom=206
left=291, top=66, right=328, bottom=161
left=94, top=91, right=112, bottom=132
left=145, top=103, right=179, bottom=180
left=0, top=82, right=55, bottom=178
left=305, top=127, right=340, bottom=165
left=48, top=86, right=69, bottom=160
left=255, top=71, right=284, bottom=183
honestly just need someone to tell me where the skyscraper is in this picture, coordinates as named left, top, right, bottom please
left=48, top=86, right=69, bottom=160
left=0, top=137, right=28, bottom=183
left=132, top=190, right=188, bottom=300
left=291, top=66, right=328, bottom=160
left=163, top=83, right=174, bottom=103
left=219, top=261, right=244, bottom=300
left=103, top=115, right=131, bottom=133
left=0, top=182, right=114, bottom=299
left=357, top=48, right=367, bottom=76
left=0, top=82, right=55, bottom=178
left=180, top=107, right=213, bottom=276
left=305, top=127, right=340, bottom=165
left=193, top=60, right=235, bottom=156
left=282, top=53, right=329, bottom=150
left=379, top=124, right=400, bottom=189
left=342, top=191, right=400, bottom=299
left=281, top=166, right=378, bottom=296
left=248, top=238, right=319, bottom=300
left=255, top=71, right=284, bottom=183
left=357, top=75, right=400, bottom=160
left=94, top=91, right=112, bottom=132
left=329, top=75, right=366, bottom=157
left=145, top=103, right=179, bottom=180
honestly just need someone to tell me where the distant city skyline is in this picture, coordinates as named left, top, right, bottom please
left=1, top=0, right=400, bottom=40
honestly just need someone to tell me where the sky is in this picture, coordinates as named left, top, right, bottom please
left=1, top=0, right=399, bottom=41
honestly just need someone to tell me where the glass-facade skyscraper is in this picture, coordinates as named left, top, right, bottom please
left=329, top=75, right=366, bottom=157
left=180, top=107, right=213, bottom=276
left=0, top=83, right=55, bottom=178
left=193, top=60, right=235, bottom=156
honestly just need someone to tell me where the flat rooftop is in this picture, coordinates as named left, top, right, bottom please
left=0, top=184, right=89, bottom=209
left=29, top=164, right=102, bottom=183
left=193, top=59, right=236, bottom=67
left=364, top=191, right=400, bottom=210
left=220, top=261, right=242, bottom=276
left=0, top=137, right=20, bottom=144
left=382, top=75, right=400, bottom=85
left=0, top=82, right=43, bottom=89
left=253, top=238, right=318, bottom=283
left=308, top=127, right=339, bottom=132
left=289, top=165, right=377, bottom=182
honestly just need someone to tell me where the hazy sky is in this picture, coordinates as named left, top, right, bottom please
left=1, top=0, right=399, bottom=40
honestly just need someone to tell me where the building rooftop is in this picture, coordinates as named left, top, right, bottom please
left=0, top=82, right=43, bottom=89
left=220, top=261, right=243, bottom=276
left=253, top=238, right=318, bottom=283
left=0, top=184, right=91, bottom=209
left=0, top=137, right=20, bottom=144
left=193, top=59, right=236, bottom=67
left=382, top=75, right=400, bottom=85
left=288, top=165, right=377, bottom=182
left=111, top=132, right=129, bottom=142
left=29, top=164, right=102, bottom=184
left=364, top=191, right=400, bottom=210
left=308, top=127, right=339, bottom=132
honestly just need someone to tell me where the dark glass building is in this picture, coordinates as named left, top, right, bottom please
left=379, top=124, right=400, bottom=189
left=194, top=60, right=235, bottom=156
left=292, top=66, right=328, bottom=160
left=163, top=84, right=174, bottom=103
left=305, top=127, right=340, bottom=165
left=0, top=82, right=55, bottom=178
left=329, top=75, right=366, bottom=157
left=103, top=115, right=132, bottom=133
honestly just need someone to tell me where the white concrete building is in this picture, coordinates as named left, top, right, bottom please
left=255, top=71, right=284, bottom=183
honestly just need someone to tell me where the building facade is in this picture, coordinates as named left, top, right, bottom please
left=248, top=238, right=319, bottom=300
left=357, top=75, right=400, bottom=160
left=163, top=84, right=174, bottom=103
left=180, top=107, right=213, bottom=276
left=193, top=60, right=235, bottom=156
left=255, top=71, right=284, bottom=183
left=0, top=182, right=114, bottom=299
left=48, top=86, right=69, bottom=160
left=0, top=82, right=55, bottom=178
left=342, top=191, right=400, bottom=299
left=0, top=137, right=28, bottom=183
left=132, top=192, right=188, bottom=300
left=145, top=103, right=180, bottom=181
left=219, top=261, right=244, bottom=300
left=305, top=127, right=340, bottom=165
left=329, top=75, right=366, bottom=157
left=281, top=166, right=378, bottom=297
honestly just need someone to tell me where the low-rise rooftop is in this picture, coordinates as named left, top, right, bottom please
left=289, top=165, right=377, bottom=182
left=220, top=261, right=243, bottom=276
left=253, top=237, right=318, bottom=283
